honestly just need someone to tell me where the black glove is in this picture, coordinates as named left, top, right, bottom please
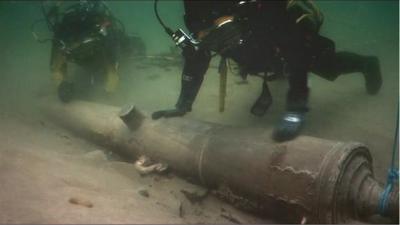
left=273, top=111, right=305, bottom=142
left=152, top=108, right=188, bottom=120
left=58, top=81, right=74, bottom=103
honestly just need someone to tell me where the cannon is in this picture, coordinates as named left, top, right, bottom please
left=41, top=99, right=399, bottom=223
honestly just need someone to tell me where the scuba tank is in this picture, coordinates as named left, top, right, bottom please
left=56, top=2, right=116, bottom=62
left=38, top=1, right=123, bottom=62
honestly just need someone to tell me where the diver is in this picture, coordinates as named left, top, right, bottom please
left=152, top=0, right=382, bottom=141
left=38, top=0, right=145, bottom=102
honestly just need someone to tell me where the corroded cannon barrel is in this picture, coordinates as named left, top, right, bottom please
left=41, top=99, right=399, bottom=223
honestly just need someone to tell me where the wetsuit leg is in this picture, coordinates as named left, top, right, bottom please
left=313, top=51, right=382, bottom=95
left=175, top=48, right=211, bottom=111
left=286, top=51, right=310, bottom=113
left=104, top=31, right=121, bottom=93
left=105, top=61, right=119, bottom=93
left=50, top=41, right=67, bottom=87
left=273, top=45, right=310, bottom=142
left=50, top=42, right=75, bottom=102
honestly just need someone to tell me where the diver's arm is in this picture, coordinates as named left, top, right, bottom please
left=50, top=40, right=76, bottom=103
left=152, top=48, right=211, bottom=120
left=43, top=1, right=64, bottom=31
left=50, top=41, right=67, bottom=87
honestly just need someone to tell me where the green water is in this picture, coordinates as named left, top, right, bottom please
left=0, top=0, right=398, bottom=182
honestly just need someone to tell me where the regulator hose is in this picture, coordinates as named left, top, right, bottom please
left=154, top=0, right=174, bottom=36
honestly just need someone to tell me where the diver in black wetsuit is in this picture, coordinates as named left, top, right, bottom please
left=152, top=0, right=382, bottom=141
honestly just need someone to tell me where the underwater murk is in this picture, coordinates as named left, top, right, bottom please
left=0, top=0, right=398, bottom=224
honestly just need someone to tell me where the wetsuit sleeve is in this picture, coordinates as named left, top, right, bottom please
left=175, top=47, right=211, bottom=111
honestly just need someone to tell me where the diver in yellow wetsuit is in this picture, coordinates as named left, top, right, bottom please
left=44, top=1, right=145, bottom=102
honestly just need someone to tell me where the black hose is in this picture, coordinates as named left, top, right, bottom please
left=41, top=1, right=56, bottom=31
left=100, top=1, right=126, bottom=34
left=115, top=18, right=126, bottom=34
left=154, top=0, right=174, bottom=36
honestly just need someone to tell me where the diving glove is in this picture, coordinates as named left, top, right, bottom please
left=273, top=111, right=305, bottom=142
left=152, top=108, right=188, bottom=120
left=58, top=81, right=74, bottom=103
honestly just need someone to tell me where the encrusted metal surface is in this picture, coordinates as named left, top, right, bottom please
left=42, top=100, right=399, bottom=223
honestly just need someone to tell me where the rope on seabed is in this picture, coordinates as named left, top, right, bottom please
left=378, top=106, right=399, bottom=216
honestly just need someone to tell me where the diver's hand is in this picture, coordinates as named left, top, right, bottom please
left=152, top=108, right=187, bottom=120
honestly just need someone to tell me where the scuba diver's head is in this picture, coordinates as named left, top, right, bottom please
left=54, top=0, right=111, bottom=62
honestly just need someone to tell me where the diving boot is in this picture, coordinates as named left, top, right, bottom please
left=152, top=73, right=202, bottom=120
left=273, top=111, right=305, bottom=142
left=151, top=83, right=195, bottom=120
left=272, top=88, right=309, bottom=141
left=363, top=56, right=382, bottom=95
left=251, top=80, right=272, bottom=117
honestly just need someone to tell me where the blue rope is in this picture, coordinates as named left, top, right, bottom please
left=378, top=107, right=399, bottom=216
left=378, top=169, right=399, bottom=215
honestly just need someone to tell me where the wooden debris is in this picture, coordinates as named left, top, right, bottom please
left=68, top=197, right=93, bottom=208
left=180, top=189, right=209, bottom=204
left=178, top=201, right=184, bottom=218
left=221, top=213, right=242, bottom=224
left=138, top=189, right=149, bottom=198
